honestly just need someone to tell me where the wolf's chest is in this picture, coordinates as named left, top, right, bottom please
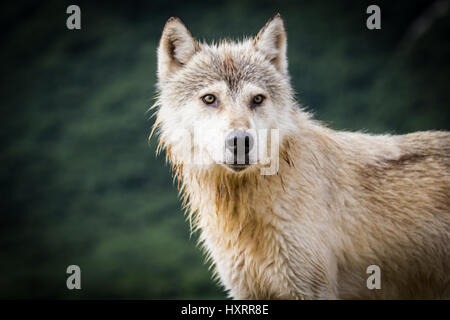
left=199, top=210, right=298, bottom=299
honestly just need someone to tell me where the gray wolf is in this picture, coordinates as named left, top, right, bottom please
left=151, top=14, right=450, bottom=299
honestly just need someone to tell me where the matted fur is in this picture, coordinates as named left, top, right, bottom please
left=151, top=14, right=450, bottom=299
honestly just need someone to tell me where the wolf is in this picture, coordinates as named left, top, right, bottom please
left=151, top=14, right=450, bottom=299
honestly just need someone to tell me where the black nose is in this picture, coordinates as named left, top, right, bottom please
left=226, top=131, right=254, bottom=164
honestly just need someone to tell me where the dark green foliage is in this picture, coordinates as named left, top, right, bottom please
left=0, top=0, right=448, bottom=299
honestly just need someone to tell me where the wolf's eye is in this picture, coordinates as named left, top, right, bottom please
left=202, top=94, right=216, bottom=106
left=252, top=95, right=265, bottom=107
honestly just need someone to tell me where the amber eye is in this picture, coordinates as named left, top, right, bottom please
left=202, top=94, right=216, bottom=105
left=252, top=95, right=265, bottom=106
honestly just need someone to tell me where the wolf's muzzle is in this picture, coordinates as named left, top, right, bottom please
left=225, top=130, right=254, bottom=168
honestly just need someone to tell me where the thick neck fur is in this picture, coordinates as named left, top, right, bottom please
left=176, top=119, right=344, bottom=299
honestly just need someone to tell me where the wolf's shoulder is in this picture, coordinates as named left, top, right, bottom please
left=396, top=131, right=450, bottom=165
left=399, top=130, right=450, bottom=146
left=335, top=129, right=450, bottom=174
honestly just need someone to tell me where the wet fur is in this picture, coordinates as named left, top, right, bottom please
left=152, top=14, right=450, bottom=299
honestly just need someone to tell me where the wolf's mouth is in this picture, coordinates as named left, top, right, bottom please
left=226, top=164, right=250, bottom=172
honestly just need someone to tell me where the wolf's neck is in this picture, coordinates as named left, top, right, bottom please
left=182, top=121, right=336, bottom=232
left=179, top=122, right=343, bottom=299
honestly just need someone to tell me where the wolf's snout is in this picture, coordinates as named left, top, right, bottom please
left=225, top=131, right=254, bottom=167
left=226, top=131, right=254, bottom=154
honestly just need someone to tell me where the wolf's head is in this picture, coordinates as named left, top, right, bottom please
left=153, top=14, right=301, bottom=175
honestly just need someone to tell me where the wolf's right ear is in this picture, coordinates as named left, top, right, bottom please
left=157, top=17, right=199, bottom=80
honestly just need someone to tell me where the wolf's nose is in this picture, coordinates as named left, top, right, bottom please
left=226, top=130, right=254, bottom=155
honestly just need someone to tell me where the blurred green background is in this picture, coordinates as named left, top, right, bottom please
left=0, top=0, right=449, bottom=299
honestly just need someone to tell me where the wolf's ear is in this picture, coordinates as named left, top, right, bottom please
left=253, top=13, right=287, bottom=74
left=157, top=17, right=199, bottom=80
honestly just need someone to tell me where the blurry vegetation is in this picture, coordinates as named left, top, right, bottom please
left=0, top=0, right=449, bottom=299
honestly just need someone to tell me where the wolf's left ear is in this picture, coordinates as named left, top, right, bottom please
left=157, top=17, right=199, bottom=80
left=253, top=13, right=287, bottom=75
